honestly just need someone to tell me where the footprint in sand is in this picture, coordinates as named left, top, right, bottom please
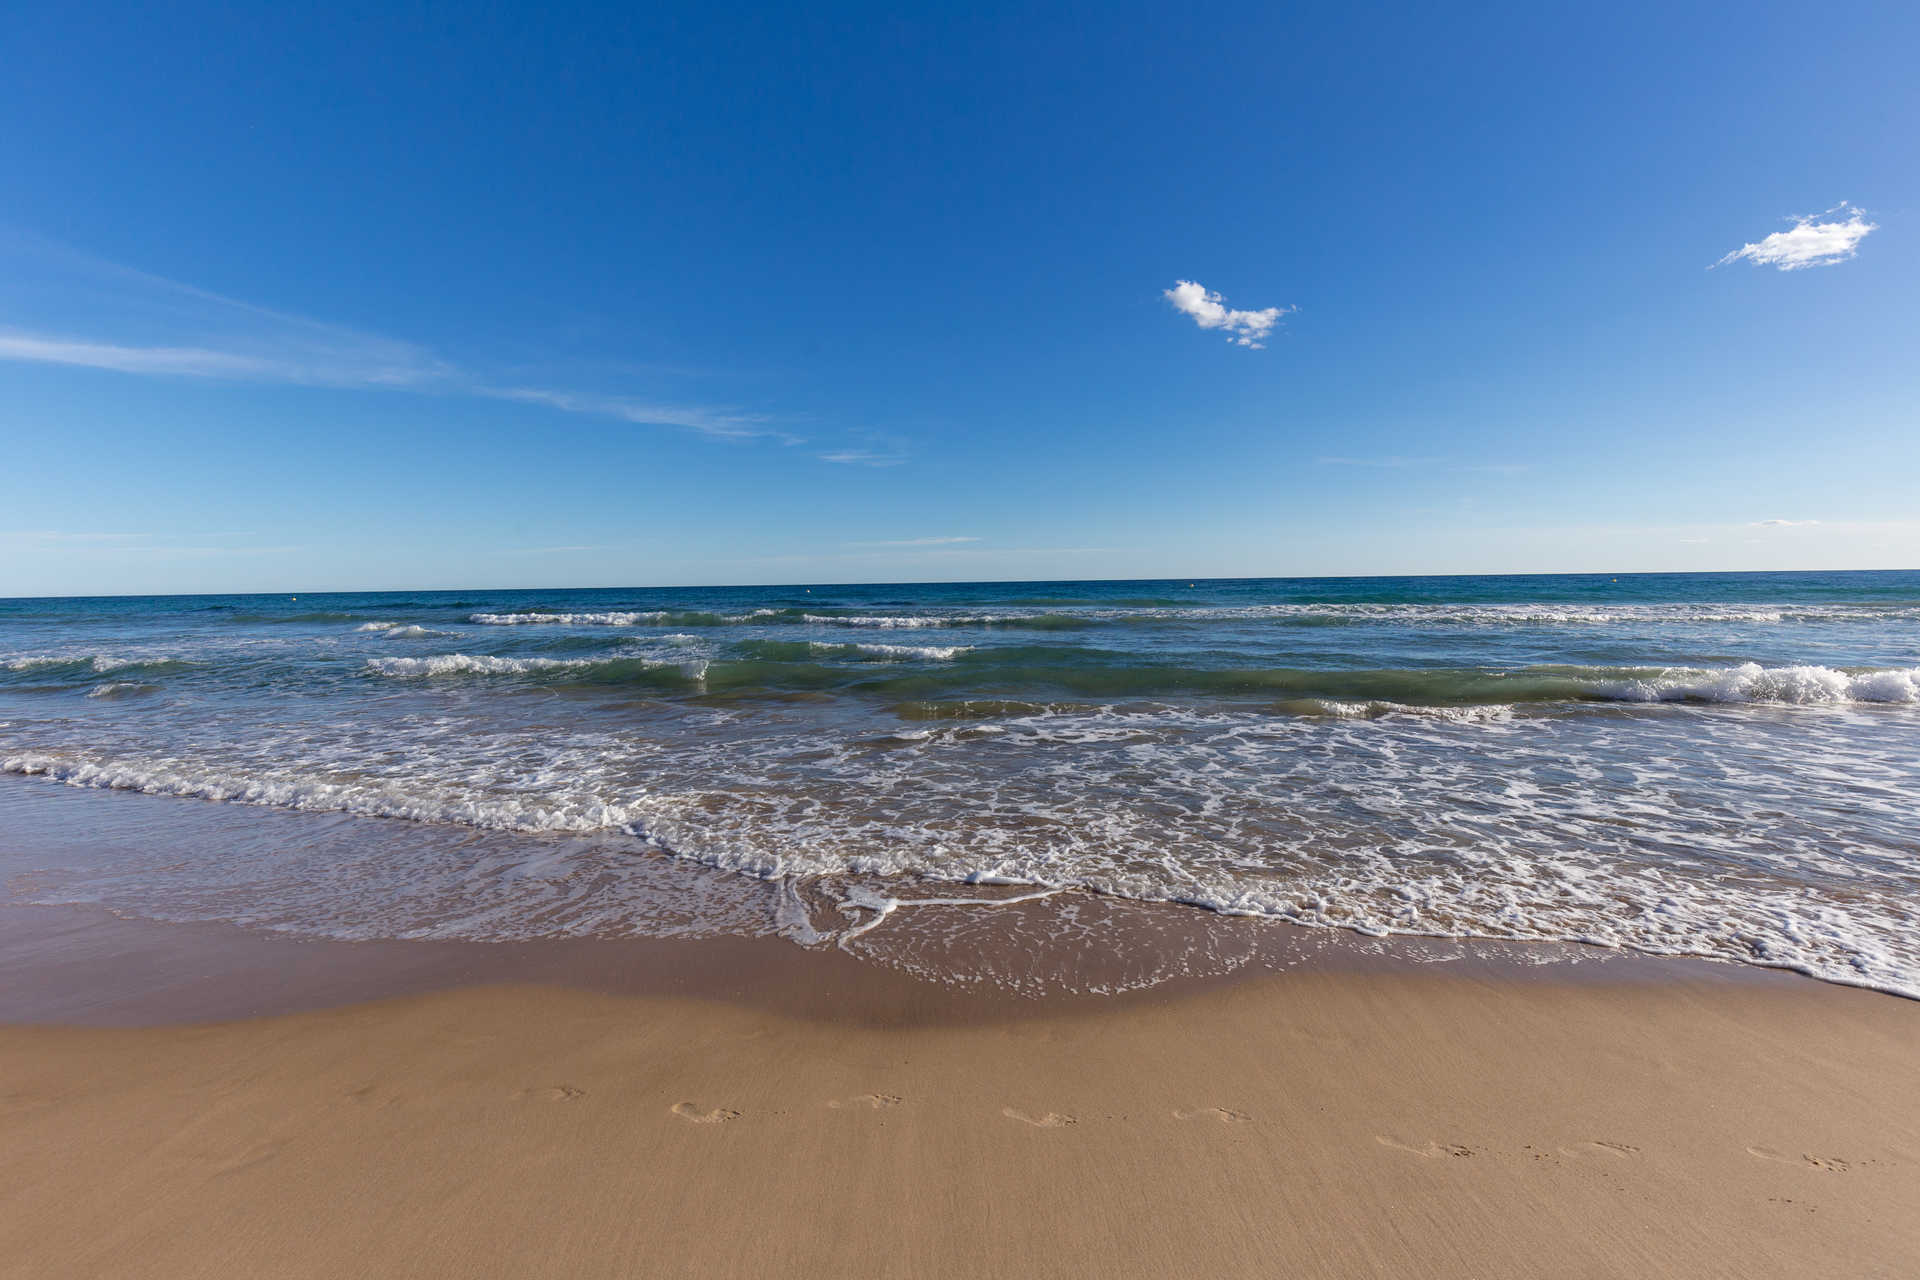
left=828, top=1093, right=902, bottom=1110
left=1559, top=1141, right=1639, bottom=1159
left=1174, top=1107, right=1250, bottom=1123
left=672, top=1102, right=741, bottom=1125
left=208, top=1138, right=288, bottom=1175
left=513, top=1085, right=586, bottom=1103
left=1003, top=1108, right=1076, bottom=1128
left=1376, top=1135, right=1474, bottom=1159
left=1747, top=1146, right=1849, bottom=1171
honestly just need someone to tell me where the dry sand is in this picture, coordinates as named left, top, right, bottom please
left=2, top=907, right=1917, bottom=1279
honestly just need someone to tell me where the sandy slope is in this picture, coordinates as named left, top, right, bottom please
left=3, top=965, right=1916, bottom=1279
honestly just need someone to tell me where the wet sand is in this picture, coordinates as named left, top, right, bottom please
left=2, top=903, right=1917, bottom=1278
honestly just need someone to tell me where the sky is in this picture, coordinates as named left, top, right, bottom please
left=2, top=1, right=1916, bottom=595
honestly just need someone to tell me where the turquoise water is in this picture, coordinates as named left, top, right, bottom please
left=3, top=571, right=1917, bottom=993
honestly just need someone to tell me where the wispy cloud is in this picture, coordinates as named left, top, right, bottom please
left=482, top=387, right=784, bottom=441
left=1714, top=203, right=1877, bottom=271
left=0, top=232, right=453, bottom=387
left=0, top=327, right=449, bottom=387
left=1751, top=518, right=1820, bottom=527
left=0, top=334, right=279, bottom=380
left=501, top=544, right=610, bottom=554
left=819, top=448, right=906, bottom=467
left=845, top=536, right=980, bottom=547
left=0, top=530, right=295, bottom=558
left=1318, top=456, right=1528, bottom=475
left=121, top=543, right=302, bottom=558
left=1163, top=280, right=1295, bottom=349
left=0, top=529, right=154, bottom=544
left=0, top=235, right=839, bottom=449
left=1317, top=455, right=1430, bottom=469
left=946, top=545, right=1115, bottom=556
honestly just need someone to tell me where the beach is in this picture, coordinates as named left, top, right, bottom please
left=9, top=0, right=1914, bottom=1268
left=3, top=902, right=1918, bottom=1279
left=4, top=574, right=1918, bottom=1275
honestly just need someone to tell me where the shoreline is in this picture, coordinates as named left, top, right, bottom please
left=0, top=891, right=1821, bottom=1030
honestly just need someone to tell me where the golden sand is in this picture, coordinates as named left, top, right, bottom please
left=3, top=943, right=1916, bottom=1278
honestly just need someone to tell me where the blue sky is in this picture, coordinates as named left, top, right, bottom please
left=2, top=1, right=1916, bottom=595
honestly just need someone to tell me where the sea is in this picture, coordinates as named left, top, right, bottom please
left=2, top=571, right=1916, bottom=997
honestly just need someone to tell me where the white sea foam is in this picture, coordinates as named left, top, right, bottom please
left=803, top=613, right=1056, bottom=628
left=3, top=654, right=176, bottom=674
left=1139, top=603, right=1920, bottom=626
left=6, top=691, right=1917, bottom=998
left=84, top=682, right=155, bottom=699
left=2, top=750, right=645, bottom=834
left=366, top=653, right=708, bottom=680
left=470, top=611, right=672, bottom=626
left=1592, top=663, right=1919, bottom=705
left=370, top=654, right=583, bottom=675
left=1312, top=700, right=1516, bottom=723
left=462, top=602, right=1920, bottom=630
left=807, top=614, right=947, bottom=628
left=812, top=641, right=971, bottom=661
left=358, top=622, right=443, bottom=637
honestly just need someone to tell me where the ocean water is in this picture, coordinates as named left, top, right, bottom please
left=2, top=572, right=1917, bottom=996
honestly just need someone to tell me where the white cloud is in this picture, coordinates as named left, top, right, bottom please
left=0, top=333, right=284, bottom=379
left=0, top=529, right=153, bottom=543
left=0, top=529, right=293, bottom=558
left=484, top=387, right=780, bottom=440
left=0, top=235, right=800, bottom=446
left=1317, top=455, right=1429, bottom=468
left=1714, top=203, right=1877, bottom=271
left=0, top=328, right=447, bottom=387
left=818, top=449, right=905, bottom=467
left=1318, top=455, right=1528, bottom=475
left=1163, top=280, right=1294, bottom=349
left=1751, top=518, right=1821, bottom=527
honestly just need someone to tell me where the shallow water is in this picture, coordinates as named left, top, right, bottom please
left=3, top=572, right=1917, bottom=995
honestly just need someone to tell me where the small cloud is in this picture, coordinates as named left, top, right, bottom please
left=1163, top=280, right=1295, bottom=349
left=0, top=529, right=153, bottom=544
left=121, top=543, right=301, bottom=558
left=1714, top=203, right=1877, bottom=271
left=486, top=387, right=780, bottom=440
left=1750, top=518, right=1820, bottom=527
left=1317, top=455, right=1428, bottom=469
left=818, top=449, right=905, bottom=467
left=1318, top=456, right=1524, bottom=474
left=846, top=536, right=980, bottom=547
left=0, top=329, right=447, bottom=386
left=0, top=334, right=274, bottom=379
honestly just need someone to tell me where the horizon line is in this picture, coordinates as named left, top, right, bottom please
left=3, top=564, right=1915, bottom=603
